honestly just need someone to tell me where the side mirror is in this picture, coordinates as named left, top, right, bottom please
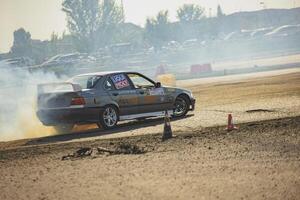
left=155, top=82, right=161, bottom=88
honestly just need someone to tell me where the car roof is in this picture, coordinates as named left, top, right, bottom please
left=76, top=71, right=136, bottom=77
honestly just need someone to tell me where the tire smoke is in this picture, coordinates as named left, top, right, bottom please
left=0, top=65, right=65, bottom=141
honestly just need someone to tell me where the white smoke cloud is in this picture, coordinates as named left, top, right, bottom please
left=0, top=64, right=65, bottom=141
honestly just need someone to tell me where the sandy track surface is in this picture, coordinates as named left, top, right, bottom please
left=0, top=117, right=299, bottom=200
left=0, top=69, right=300, bottom=199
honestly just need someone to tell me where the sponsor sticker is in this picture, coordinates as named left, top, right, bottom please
left=149, top=88, right=165, bottom=95
left=111, top=74, right=130, bottom=89
left=166, top=88, right=176, bottom=92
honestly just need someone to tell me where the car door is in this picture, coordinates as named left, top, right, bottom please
left=105, top=73, right=139, bottom=116
left=126, top=73, right=172, bottom=114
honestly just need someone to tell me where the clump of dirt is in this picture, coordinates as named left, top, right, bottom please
left=97, top=143, right=146, bottom=155
left=115, top=143, right=146, bottom=154
left=62, top=143, right=146, bottom=160
left=246, top=109, right=275, bottom=113
left=62, top=147, right=93, bottom=160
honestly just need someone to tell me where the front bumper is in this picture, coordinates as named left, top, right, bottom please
left=37, top=107, right=102, bottom=126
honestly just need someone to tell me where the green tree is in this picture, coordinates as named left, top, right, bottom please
left=62, top=0, right=124, bottom=53
left=10, top=28, right=32, bottom=57
left=177, top=4, right=205, bottom=23
left=49, top=32, right=59, bottom=55
left=96, top=0, right=124, bottom=47
left=176, top=4, right=205, bottom=41
left=217, top=5, right=225, bottom=18
left=144, top=10, right=171, bottom=49
left=62, top=0, right=101, bottom=52
left=100, top=0, right=124, bottom=25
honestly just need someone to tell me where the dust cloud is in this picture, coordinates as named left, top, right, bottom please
left=0, top=65, right=64, bottom=141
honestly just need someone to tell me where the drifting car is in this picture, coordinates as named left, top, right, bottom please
left=37, top=71, right=195, bottom=132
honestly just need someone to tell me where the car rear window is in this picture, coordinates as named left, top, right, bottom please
left=70, top=75, right=101, bottom=89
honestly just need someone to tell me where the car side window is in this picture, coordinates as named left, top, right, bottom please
left=110, top=74, right=132, bottom=90
left=127, top=73, right=155, bottom=89
left=104, top=78, right=114, bottom=91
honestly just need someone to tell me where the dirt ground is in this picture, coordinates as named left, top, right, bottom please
left=0, top=69, right=300, bottom=200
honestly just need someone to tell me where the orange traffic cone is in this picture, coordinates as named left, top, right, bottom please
left=226, top=114, right=238, bottom=131
left=162, top=110, right=173, bottom=141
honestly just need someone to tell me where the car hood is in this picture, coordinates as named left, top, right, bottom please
left=163, top=86, right=193, bottom=96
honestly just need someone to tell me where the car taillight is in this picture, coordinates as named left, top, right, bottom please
left=71, top=97, right=86, bottom=105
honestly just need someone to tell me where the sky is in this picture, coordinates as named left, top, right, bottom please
left=0, top=0, right=299, bottom=53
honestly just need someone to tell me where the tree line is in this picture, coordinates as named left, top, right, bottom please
left=9, top=0, right=226, bottom=62
left=8, top=0, right=299, bottom=63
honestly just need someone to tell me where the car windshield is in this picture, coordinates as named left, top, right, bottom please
left=70, top=75, right=101, bottom=89
left=127, top=73, right=154, bottom=89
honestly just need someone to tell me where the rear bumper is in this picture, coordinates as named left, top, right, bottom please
left=37, top=107, right=102, bottom=126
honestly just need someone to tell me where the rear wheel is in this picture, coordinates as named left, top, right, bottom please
left=54, top=124, right=74, bottom=134
left=173, top=96, right=189, bottom=118
left=97, top=106, right=118, bottom=129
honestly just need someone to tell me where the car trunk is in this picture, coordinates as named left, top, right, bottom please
left=38, top=92, right=81, bottom=108
left=37, top=83, right=82, bottom=109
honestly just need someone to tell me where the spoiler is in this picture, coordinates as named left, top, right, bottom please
left=37, top=82, right=82, bottom=94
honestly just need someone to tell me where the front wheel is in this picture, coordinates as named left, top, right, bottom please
left=97, top=106, right=119, bottom=129
left=172, top=96, right=189, bottom=118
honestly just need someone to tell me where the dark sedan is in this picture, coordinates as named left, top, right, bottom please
left=37, top=71, right=195, bottom=132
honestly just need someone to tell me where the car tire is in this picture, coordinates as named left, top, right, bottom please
left=97, top=105, right=119, bottom=129
left=54, top=124, right=74, bottom=134
left=172, top=95, right=189, bottom=118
